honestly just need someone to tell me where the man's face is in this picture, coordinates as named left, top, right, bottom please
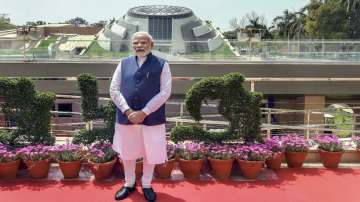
left=132, top=35, right=153, bottom=57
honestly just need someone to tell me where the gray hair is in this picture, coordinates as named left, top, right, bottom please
left=131, top=31, right=154, bottom=42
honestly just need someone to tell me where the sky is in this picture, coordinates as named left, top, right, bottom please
left=1, top=0, right=309, bottom=31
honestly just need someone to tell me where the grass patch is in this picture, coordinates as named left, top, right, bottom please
left=0, top=50, right=24, bottom=55
left=37, top=36, right=58, bottom=48
left=84, top=41, right=131, bottom=58
left=26, top=36, right=58, bottom=58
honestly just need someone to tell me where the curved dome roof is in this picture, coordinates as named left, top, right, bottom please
left=127, top=5, right=193, bottom=18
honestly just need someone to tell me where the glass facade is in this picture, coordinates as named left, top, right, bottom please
left=148, top=17, right=172, bottom=40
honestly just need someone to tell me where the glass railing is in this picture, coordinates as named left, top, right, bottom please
left=1, top=38, right=360, bottom=62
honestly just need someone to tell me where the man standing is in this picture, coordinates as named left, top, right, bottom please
left=110, top=32, right=172, bottom=202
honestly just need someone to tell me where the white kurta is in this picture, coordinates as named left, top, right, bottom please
left=110, top=55, right=172, bottom=165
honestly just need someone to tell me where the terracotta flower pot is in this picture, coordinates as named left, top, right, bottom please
left=237, top=159, right=264, bottom=179
left=209, top=158, right=234, bottom=179
left=265, top=152, right=285, bottom=170
left=319, top=150, right=343, bottom=169
left=155, top=159, right=175, bottom=179
left=58, top=160, right=82, bottom=179
left=89, top=158, right=117, bottom=180
left=285, top=151, right=308, bottom=168
left=25, top=159, right=51, bottom=178
left=19, top=159, right=28, bottom=170
left=0, top=159, right=21, bottom=179
left=179, top=158, right=203, bottom=179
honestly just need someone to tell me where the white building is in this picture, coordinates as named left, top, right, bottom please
left=97, top=5, right=223, bottom=54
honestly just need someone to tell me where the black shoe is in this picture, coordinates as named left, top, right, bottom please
left=114, top=183, right=136, bottom=201
left=142, top=187, right=157, bottom=202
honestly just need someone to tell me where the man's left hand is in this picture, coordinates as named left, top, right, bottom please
left=128, top=111, right=147, bottom=124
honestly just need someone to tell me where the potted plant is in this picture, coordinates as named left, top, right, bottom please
left=314, top=134, right=344, bottom=168
left=0, top=144, right=20, bottom=179
left=87, top=142, right=117, bottom=180
left=176, top=141, right=206, bottom=179
left=283, top=135, right=309, bottom=168
left=264, top=136, right=285, bottom=170
left=53, top=144, right=84, bottom=179
left=207, top=144, right=234, bottom=179
left=155, top=141, right=176, bottom=178
left=235, top=144, right=271, bottom=179
left=353, top=136, right=360, bottom=153
left=17, top=144, right=52, bottom=178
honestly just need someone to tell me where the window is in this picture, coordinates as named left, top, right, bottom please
left=148, top=17, right=172, bottom=40
left=58, top=103, right=73, bottom=117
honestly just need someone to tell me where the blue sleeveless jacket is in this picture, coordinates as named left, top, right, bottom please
left=116, top=53, right=166, bottom=125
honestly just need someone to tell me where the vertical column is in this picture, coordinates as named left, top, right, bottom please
left=303, top=95, right=325, bottom=136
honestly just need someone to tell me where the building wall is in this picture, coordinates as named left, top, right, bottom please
left=125, top=16, right=148, bottom=33
left=207, top=33, right=223, bottom=51
left=172, top=15, right=198, bottom=53
left=302, top=95, right=325, bottom=125
left=43, top=26, right=102, bottom=36
left=272, top=96, right=305, bottom=126
left=51, top=98, right=83, bottom=136
left=97, top=30, right=111, bottom=50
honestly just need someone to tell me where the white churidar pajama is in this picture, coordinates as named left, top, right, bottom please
left=110, top=56, right=172, bottom=188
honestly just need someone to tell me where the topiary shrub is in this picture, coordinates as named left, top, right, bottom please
left=72, top=74, right=115, bottom=144
left=77, top=73, right=99, bottom=121
left=170, top=72, right=262, bottom=143
left=0, top=77, right=55, bottom=146
left=72, top=128, right=113, bottom=145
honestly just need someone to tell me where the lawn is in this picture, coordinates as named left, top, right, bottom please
left=83, top=41, right=131, bottom=58
left=37, top=36, right=58, bottom=48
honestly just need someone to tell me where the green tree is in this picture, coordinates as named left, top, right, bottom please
left=340, top=0, right=360, bottom=12
left=0, top=16, right=16, bottom=31
left=305, top=0, right=348, bottom=39
left=65, top=17, right=88, bottom=26
left=26, top=21, right=46, bottom=26
left=271, top=9, right=307, bottom=40
left=229, top=12, right=272, bottom=40
left=340, top=0, right=360, bottom=38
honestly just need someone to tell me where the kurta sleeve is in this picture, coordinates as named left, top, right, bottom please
left=142, top=62, right=172, bottom=115
left=110, top=61, right=131, bottom=113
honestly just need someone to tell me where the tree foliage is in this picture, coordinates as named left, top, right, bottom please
left=228, top=12, right=273, bottom=40
left=65, top=17, right=88, bottom=26
left=271, top=9, right=307, bottom=39
left=305, top=0, right=348, bottom=39
left=0, top=16, right=16, bottom=31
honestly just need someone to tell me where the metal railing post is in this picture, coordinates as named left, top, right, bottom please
left=306, top=110, right=310, bottom=139
left=250, top=81, right=255, bottom=92
left=267, top=108, right=271, bottom=138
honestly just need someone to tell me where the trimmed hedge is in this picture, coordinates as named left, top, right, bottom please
left=77, top=74, right=99, bottom=121
left=72, top=128, right=113, bottom=145
left=72, top=74, right=115, bottom=144
left=170, top=72, right=263, bottom=143
left=0, top=77, right=55, bottom=146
